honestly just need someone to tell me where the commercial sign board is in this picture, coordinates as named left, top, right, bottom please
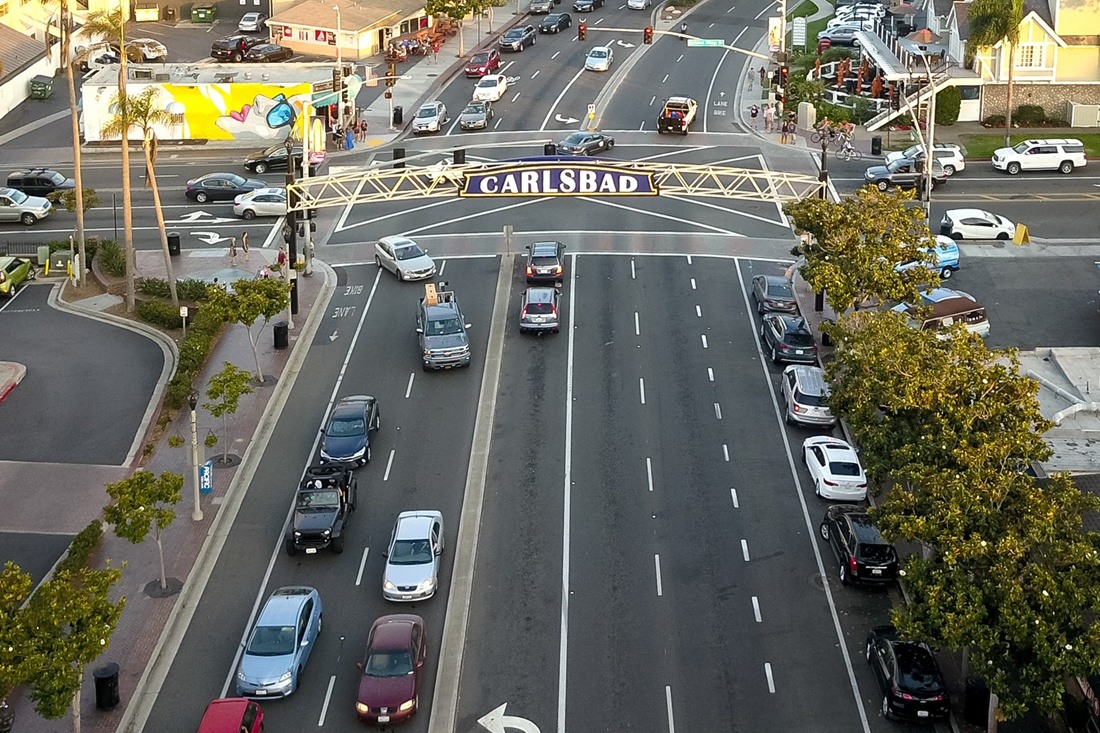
left=460, top=163, right=658, bottom=197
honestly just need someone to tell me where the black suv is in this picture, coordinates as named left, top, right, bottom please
left=524, top=241, right=565, bottom=283
left=7, top=169, right=75, bottom=198
left=211, top=35, right=260, bottom=62
left=286, top=465, right=357, bottom=556
left=819, top=505, right=898, bottom=586
left=759, top=314, right=817, bottom=364
left=866, top=625, right=950, bottom=721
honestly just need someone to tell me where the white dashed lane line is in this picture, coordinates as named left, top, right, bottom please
left=764, top=663, right=776, bottom=693
left=318, top=675, right=337, bottom=725
left=741, top=539, right=750, bottom=561
left=654, top=555, right=663, bottom=596
left=438, top=259, right=447, bottom=276
left=676, top=54, right=684, bottom=62
left=662, top=73, right=669, bottom=83
left=405, top=372, right=414, bottom=398
left=722, top=444, right=730, bottom=462
left=701, top=334, right=708, bottom=348
left=707, top=367, right=714, bottom=382
left=752, top=596, right=762, bottom=622
left=730, top=488, right=739, bottom=507
left=639, top=378, right=646, bottom=405
left=552, top=50, right=561, bottom=59
left=665, top=686, right=676, bottom=733
left=511, top=92, right=521, bottom=103
left=690, top=278, right=697, bottom=290
left=532, top=69, right=541, bottom=79
left=646, top=457, right=654, bottom=492
left=686, top=255, right=692, bottom=264
left=383, top=449, right=395, bottom=481
left=696, top=305, right=702, bottom=317
left=714, top=402, right=722, bottom=420
left=355, top=547, right=370, bottom=586
left=631, top=259, right=636, bottom=278
left=634, top=311, right=640, bottom=335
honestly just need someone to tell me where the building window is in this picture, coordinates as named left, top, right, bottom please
left=0, top=3, right=9, bottom=16
left=958, top=85, right=980, bottom=100
left=1016, top=43, right=1045, bottom=68
left=298, top=29, right=308, bottom=41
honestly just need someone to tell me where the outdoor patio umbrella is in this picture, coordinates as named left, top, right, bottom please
left=906, top=28, right=941, bottom=44
left=872, top=75, right=883, bottom=98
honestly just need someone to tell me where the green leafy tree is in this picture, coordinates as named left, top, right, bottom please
left=784, top=188, right=939, bottom=315
left=967, top=0, right=1024, bottom=146
left=103, top=471, right=183, bottom=591
left=205, top=278, right=290, bottom=383
left=203, top=362, right=255, bottom=464
left=58, top=189, right=100, bottom=214
left=82, top=9, right=136, bottom=311
left=25, top=565, right=125, bottom=731
left=935, top=86, right=961, bottom=126
left=0, top=562, right=35, bottom=719
left=426, top=0, right=472, bottom=55
left=824, top=310, right=1052, bottom=481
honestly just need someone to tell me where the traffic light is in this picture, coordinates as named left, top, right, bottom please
left=643, top=26, right=653, bottom=44
left=578, top=21, right=587, bottom=41
left=332, top=67, right=341, bottom=98
left=386, top=60, right=397, bottom=87
left=779, top=65, right=789, bottom=88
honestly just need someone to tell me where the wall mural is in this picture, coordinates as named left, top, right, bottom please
left=157, top=82, right=313, bottom=141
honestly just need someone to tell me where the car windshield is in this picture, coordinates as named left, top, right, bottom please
left=505, top=30, right=523, bottom=39
left=246, top=625, right=295, bottom=656
left=828, top=460, right=861, bottom=476
left=297, top=489, right=339, bottom=509
left=46, top=172, right=66, bottom=185
left=786, top=332, right=815, bottom=347
left=767, top=281, right=793, bottom=298
left=546, top=13, right=561, bottom=20
left=1012, top=142, right=1031, bottom=154
left=7, top=190, right=27, bottom=204
left=416, top=106, right=438, bottom=119
left=896, top=646, right=944, bottom=692
left=395, top=244, right=426, bottom=260
left=562, top=132, right=586, bottom=145
left=364, top=650, right=413, bottom=677
left=471, top=53, right=489, bottom=63
left=589, top=49, right=608, bottom=58
left=388, top=539, right=433, bottom=565
left=328, top=416, right=365, bottom=436
left=477, top=77, right=499, bottom=88
left=427, top=317, right=464, bottom=336
left=859, top=543, right=897, bottom=563
left=462, top=104, right=484, bottom=115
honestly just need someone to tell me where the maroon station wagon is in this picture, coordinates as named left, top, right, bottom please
left=355, top=614, right=426, bottom=724
left=196, top=698, right=263, bottom=733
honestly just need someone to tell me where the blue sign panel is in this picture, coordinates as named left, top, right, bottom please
left=199, top=460, right=214, bottom=494
left=460, top=163, right=658, bottom=197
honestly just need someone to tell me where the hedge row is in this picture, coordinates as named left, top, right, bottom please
left=137, top=299, right=185, bottom=329
left=55, top=520, right=103, bottom=575
left=137, top=277, right=212, bottom=302
left=165, top=307, right=225, bottom=409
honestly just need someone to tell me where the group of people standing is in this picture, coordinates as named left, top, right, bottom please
left=746, top=102, right=798, bottom=143
left=332, top=119, right=369, bottom=150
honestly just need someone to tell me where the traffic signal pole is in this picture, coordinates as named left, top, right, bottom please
left=580, top=25, right=770, bottom=61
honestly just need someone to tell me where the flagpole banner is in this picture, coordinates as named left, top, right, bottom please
left=768, top=17, right=782, bottom=52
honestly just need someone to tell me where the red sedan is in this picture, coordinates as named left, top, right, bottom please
left=464, top=49, right=501, bottom=77
left=355, top=615, right=426, bottom=724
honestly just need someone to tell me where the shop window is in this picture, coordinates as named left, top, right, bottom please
left=419, top=15, right=429, bottom=29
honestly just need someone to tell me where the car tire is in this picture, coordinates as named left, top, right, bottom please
left=7, top=283, right=16, bottom=297
left=374, top=254, right=383, bottom=269
left=20, top=213, right=36, bottom=226
left=770, top=345, right=779, bottom=363
left=785, top=411, right=794, bottom=426
left=254, top=162, right=269, bottom=174
left=242, top=209, right=256, bottom=220
left=195, top=192, right=209, bottom=203
left=331, top=533, right=344, bottom=554
left=940, top=266, right=952, bottom=279
left=232, top=51, right=243, bottom=62
left=1060, top=160, right=1074, bottom=174
left=882, top=696, right=891, bottom=720
left=840, top=563, right=849, bottom=585
left=996, top=232, right=1010, bottom=241
left=607, top=139, right=615, bottom=150
left=1007, top=161, right=1021, bottom=175
left=286, top=538, right=298, bottom=556
left=819, top=523, right=829, bottom=540
left=875, top=180, right=889, bottom=192
left=317, top=613, right=322, bottom=633
left=950, top=232, right=963, bottom=241
left=944, top=165, right=955, bottom=176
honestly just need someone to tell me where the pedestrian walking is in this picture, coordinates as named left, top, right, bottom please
left=346, top=127, right=355, bottom=150
left=764, top=103, right=775, bottom=132
left=241, top=231, right=249, bottom=259
left=277, top=246, right=288, bottom=269
left=748, top=69, right=755, bottom=91
left=228, top=237, right=237, bottom=262
left=787, top=117, right=797, bottom=144
left=432, top=42, right=440, bottom=63
left=749, top=104, right=760, bottom=128
left=759, top=66, right=767, bottom=86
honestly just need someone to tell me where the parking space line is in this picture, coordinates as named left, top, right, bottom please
left=654, top=554, right=663, bottom=596
left=383, top=449, right=395, bottom=481
left=764, top=663, right=775, bottom=693
left=730, top=488, right=739, bottom=507
left=405, top=372, right=415, bottom=399
left=318, top=674, right=337, bottom=725
left=665, top=686, right=676, bottom=733
left=741, top=539, right=750, bottom=561
left=647, top=457, right=654, bottom=492
left=355, top=547, right=369, bottom=586
left=752, top=596, right=761, bottom=622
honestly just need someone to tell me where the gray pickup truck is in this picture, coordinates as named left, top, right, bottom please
left=416, top=282, right=472, bottom=370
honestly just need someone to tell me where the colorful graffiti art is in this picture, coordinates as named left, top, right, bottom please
left=156, top=82, right=313, bottom=141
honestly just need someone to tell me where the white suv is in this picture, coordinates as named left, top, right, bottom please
left=885, top=143, right=966, bottom=175
left=992, top=138, right=1086, bottom=175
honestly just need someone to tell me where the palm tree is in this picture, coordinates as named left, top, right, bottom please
left=53, top=0, right=90, bottom=287
left=966, top=0, right=1024, bottom=147
left=81, top=8, right=137, bottom=311
left=104, top=88, right=178, bottom=306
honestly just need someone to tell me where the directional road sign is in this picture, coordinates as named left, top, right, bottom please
left=687, top=38, right=724, bottom=47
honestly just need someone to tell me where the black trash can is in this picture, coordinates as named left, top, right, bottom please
left=392, top=106, right=403, bottom=126
left=93, top=662, right=120, bottom=711
left=167, top=231, right=180, bottom=256
left=453, top=148, right=466, bottom=165
left=544, top=142, right=557, bottom=156
left=273, top=321, right=289, bottom=350
left=871, top=135, right=882, bottom=156
left=964, top=676, right=990, bottom=726
left=165, top=6, right=175, bottom=21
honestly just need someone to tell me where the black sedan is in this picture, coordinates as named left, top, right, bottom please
left=539, top=12, right=572, bottom=33
left=319, top=395, right=380, bottom=466
left=244, top=144, right=304, bottom=174
left=751, top=274, right=797, bottom=314
left=244, top=43, right=293, bottom=62
left=184, top=173, right=266, bottom=203
left=866, top=625, right=950, bottom=722
left=500, top=25, right=536, bottom=51
left=555, top=131, right=615, bottom=156
left=819, top=506, right=898, bottom=586
left=759, top=314, right=817, bottom=364
left=573, top=0, right=604, bottom=11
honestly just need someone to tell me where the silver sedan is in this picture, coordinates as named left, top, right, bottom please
left=382, top=511, right=444, bottom=602
left=459, top=101, right=494, bottom=130
left=233, top=187, right=287, bottom=219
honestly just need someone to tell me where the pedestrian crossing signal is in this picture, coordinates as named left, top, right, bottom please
left=643, top=26, right=653, bottom=44
left=578, top=22, right=587, bottom=41
left=386, top=61, right=396, bottom=87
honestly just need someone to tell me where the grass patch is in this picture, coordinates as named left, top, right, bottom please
left=787, top=0, right=830, bottom=53
left=959, top=132, right=1100, bottom=159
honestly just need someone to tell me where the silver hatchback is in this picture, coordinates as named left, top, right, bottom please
left=519, top=287, right=560, bottom=334
left=782, top=365, right=836, bottom=428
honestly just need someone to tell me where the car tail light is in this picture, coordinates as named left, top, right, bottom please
left=554, top=266, right=562, bottom=274
left=526, top=266, right=534, bottom=276
left=823, top=480, right=837, bottom=486
left=848, top=556, right=859, bottom=574
left=551, top=305, right=557, bottom=315
left=929, top=694, right=945, bottom=701
left=779, top=342, right=791, bottom=350
left=898, top=691, right=916, bottom=700
left=857, top=482, right=867, bottom=489
left=792, top=403, right=802, bottom=413
left=521, top=306, right=528, bottom=318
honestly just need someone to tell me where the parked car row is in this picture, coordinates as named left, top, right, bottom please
left=871, top=138, right=1085, bottom=178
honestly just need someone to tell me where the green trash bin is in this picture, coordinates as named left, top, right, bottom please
left=28, top=75, right=53, bottom=100
left=190, top=2, right=216, bottom=23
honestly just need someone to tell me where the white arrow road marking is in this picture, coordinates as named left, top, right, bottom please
left=190, top=231, right=231, bottom=245
left=540, top=67, right=586, bottom=131
left=719, top=90, right=726, bottom=97
left=616, top=40, right=636, bottom=47
left=329, top=330, right=339, bottom=342
left=477, top=703, right=541, bottom=733
left=554, top=113, right=580, bottom=124
left=176, top=210, right=236, bottom=224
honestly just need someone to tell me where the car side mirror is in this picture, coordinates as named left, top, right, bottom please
left=465, top=323, right=472, bottom=329
left=416, top=327, right=423, bottom=334
left=301, top=639, right=309, bottom=647
left=434, top=544, right=442, bottom=556
left=525, top=245, right=531, bottom=250
left=381, top=551, right=388, bottom=558
left=357, top=662, right=365, bottom=672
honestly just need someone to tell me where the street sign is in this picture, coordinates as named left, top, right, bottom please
left=199, top=460, right=213, bottom=494
left=792, top=17, right=806, bottom=47
left=687, top=38, right=724, bottom=47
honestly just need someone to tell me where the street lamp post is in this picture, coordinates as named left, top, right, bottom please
left=187, top=389, right=203, bottom=522
left=818, top=136, right=830, bottom=201
left=333, top=5, right=342, bottom=66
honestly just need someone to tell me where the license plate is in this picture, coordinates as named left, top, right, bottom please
left=305, top=548, right=317, bottom=554
left=795, top=350, right=804, bottom=355
left=255, top=690, right=267, bottom=696
left=871, top=568, right=882, bottom=575
left=917, top=711, right=929, bottom=718
left=378, top=716, right=390, bottom=723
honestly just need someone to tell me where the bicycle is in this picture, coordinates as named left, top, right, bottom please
left=837, top=145, right=862, bottom=162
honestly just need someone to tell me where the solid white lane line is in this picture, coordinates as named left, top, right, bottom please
left=540, top=67, right=587, bottom=131
left=665, top=686, right=676, bottom=733
left=383, top=449, right=395, bottom=481
left=318, top=675, right=337, bottom=725
left=639, top=378, right=646, bottom=404
left=754, top=4, right=770, bottom=19
left=703, top=27, right=746, bottom=134
left=741, top=539, right=750, bottom=561
left=438, top=260, right=447, bottom=276
left=355, top=547, right=370, bottom=586
left=405, top=372, right=415, bottom=399
left=722, top=444, right=730, bottom=462
left=631, top=259, right=636, bottom=279
left=730, top=488, right=739, bottom=507
left=733, top=257, right=872, bottom=732
left=654, top=554, right=663, bottom=596
left=635, top=311, right=640, bottom=335
left=696, top=305, right=702, bottom=317
left=764, top=663, right=775, bottom=693
left=714, top=402, right=722, bottom=420
left=701, top=334, right=708, bottom=348
left=647, top=457, right=654, bottom=492
left=557, top=254, right=579, bottom=733
left=708, top=367, right=714, bottom=382
left=690, top=278, right=697, bottom=290
left=752, top=596, right=762, bottom=622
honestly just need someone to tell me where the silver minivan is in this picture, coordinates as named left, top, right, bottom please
left=782, top=365, right=836, bottom=428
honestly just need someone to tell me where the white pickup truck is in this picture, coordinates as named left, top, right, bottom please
left=657, top=96, right=698, bottom=134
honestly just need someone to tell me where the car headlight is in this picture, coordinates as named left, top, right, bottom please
left=384, top=579, right=397, bottom=590
left=319, top=448, right=331, bottom=460
left=424, top=349, right=432, bottom=357
left=417, top=578, right=436, bottom=592
left=398, top=699, right=416, bottom=711
left=237, top=669, right=247, bottom=681
left=349, top=446, right=366, bottom=460
left=278, top=670, right=293, bottom=683
left=294, top=531, right=301, bottom=538
left=356, top=702, right=371, bottom=713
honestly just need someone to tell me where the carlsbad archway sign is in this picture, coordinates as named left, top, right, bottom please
left=459, top=162, right=659, bottom=197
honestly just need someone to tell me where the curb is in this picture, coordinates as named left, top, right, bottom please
left=0, top=362, right=26, bottom=404
left=115, top=261, right=338, bottom=733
